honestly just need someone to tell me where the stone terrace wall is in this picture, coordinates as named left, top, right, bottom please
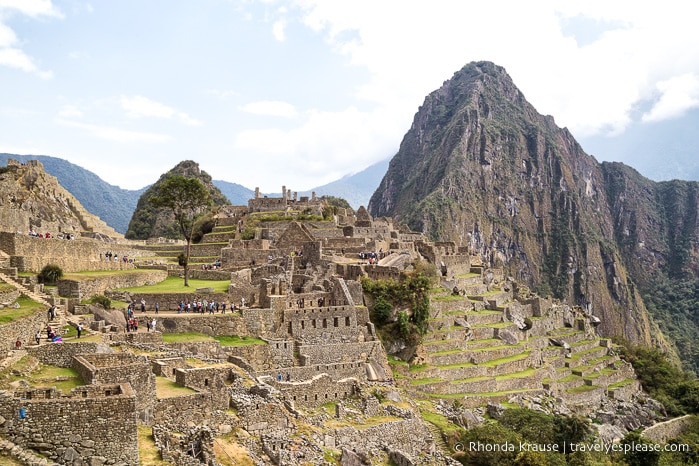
left=0, top=232, right=143, bottom=273
left=26, top=341, right=112, bottom=367
left=154, top=392, right=215, bottom=430
left=284, top=305, right=363, bottom=343
left=0, top=384, right=138, bottom=465
left=642, top=415, right=695, bottom=444
left=334, top=417, right=434, bottom=460
left=110, top=292, right=230, bottom=312
left=270, top=373, right=357, bottom=408
left=57, top=270, right=167, bottom=300
left=224, top=340, right=290, bottom=371
left=155, top=313, right=276, bottom=337
left=299, top=341, right=382, bottom=366
left=259, top=361, right=366, bottom=383
left=0, top=308, right=47, bottom=351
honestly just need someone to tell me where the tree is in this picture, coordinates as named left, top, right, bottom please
left=149, top=175, right=212, bottom=286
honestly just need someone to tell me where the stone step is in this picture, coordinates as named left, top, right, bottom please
left=570, top=356, right=617, bottom=377
left=568, top=339, right=604, bottom=353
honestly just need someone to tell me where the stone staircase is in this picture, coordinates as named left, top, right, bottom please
left=0, top=271, right=68, bottom=332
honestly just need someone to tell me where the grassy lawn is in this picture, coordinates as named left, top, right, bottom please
left=0, top=295, right=45, bottom=323
left=161, top=332, right=215, bottom=343
left=118, top=276, right=230, bottom=293
left=214, top=335, right=266, bottom=346
left=0, top=357, right=83, bottom=392
left=0, top=281, right=16, bottom=293
left=155, top=376, right=196, bottom=398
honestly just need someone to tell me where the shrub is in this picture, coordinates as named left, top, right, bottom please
left=38, top=264, right=63, bottom=284
left=372, top=296, right=392, bottom=324
left=91, top=295, right=111, bottom=309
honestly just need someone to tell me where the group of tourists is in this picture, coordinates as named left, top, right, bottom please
left=359, top=249, right=384, bottom=264
left=177, top=299, right=238, bottom=314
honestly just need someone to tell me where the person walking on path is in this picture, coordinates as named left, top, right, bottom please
left=77, top=323, right=83, bottom=338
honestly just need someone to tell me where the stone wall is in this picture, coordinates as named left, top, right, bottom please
left=224, top=339, right=291, bottom=371
left=154, top=392, right=215, bottom=429
left=155, top=312, right=275, bottom=338
left=641, top=415, right=695, bottom=444
left=27, top=341, right=112, bottom=367
left=0, top=232, right=144, bottom=273
left=269, top=373, right=357, bottom=408
left=73, top=353, right=156, bottom=416
left=57, top=269, right=167, bottom=300
left=283, top=305, right=364, bottom=343
left=0, top=288, right=20, bottom=305
left=298, top=341, right=382, bottom=366
left=0, top=384, right=138, bottom=465
left=0, top=308, right=48, bottom=351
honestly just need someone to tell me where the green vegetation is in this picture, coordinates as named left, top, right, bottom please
left=161, top=332, right=215, bottom=343
left=362, top=269, right=435, bottom=344
left=643, top=277, right=699, bottom=375
left=118, top=276, right=230, bottom=293
left=213, top=335, right=267, bottom=346
left=90, top=295, right=111, bottom=309
left=0, top=295, right=44, bottom=323
left=148, top=175, right=213, bottom=287
left=155, top=376, right=196, bottom=398
left=38, top=263, right=63, bottom=284
left=615, top=338, right=699, bottom=416
left=0, top=282, right=15, bottom=293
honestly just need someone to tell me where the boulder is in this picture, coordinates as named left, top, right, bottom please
left=498, top=329, right=518, bottom=345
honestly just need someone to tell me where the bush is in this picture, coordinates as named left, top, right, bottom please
left=38, top=264, right=63, bottom=284
left=372, top=296, right=392, bottom=324
left=91, top=295, right=111, bottom=309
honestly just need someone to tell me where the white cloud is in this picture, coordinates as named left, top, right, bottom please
left=294, top=0, right=699, bottom=138
left=642, top=74, right=699, bottom=123
left=0, top=0, right=62, bottom=18
left=241, top=100, right=298, bottom=118
left=235, top=105, right=401, bottom=188
left=0, top=0, right=59, bottom=78
left=272, top=18, right=286, bottom=41
left=55, top=118, right=171, bottom=143
left=120, top=95, right=202, bottom=126
left=58, top=105, right=83, bottom=118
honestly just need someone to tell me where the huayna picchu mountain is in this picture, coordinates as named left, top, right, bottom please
left=369, top=61, right=693, bottom=365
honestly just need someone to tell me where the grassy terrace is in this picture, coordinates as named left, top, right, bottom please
left=450, top=368, right=538, bottom=384
left=117, top=276, right=230, bottom=293
left=155, top=376, right=196, bottom=398
left=608, top=378, right=636, bottom=390
left=161, top=332, right=266, bottom=346
left=422, top=388, right=541, bottom=400
left=0, top=357, right=83, bottom=392
left=0, top=295, right=45, bottom=323
left=435, top=351, right=532, bottom=370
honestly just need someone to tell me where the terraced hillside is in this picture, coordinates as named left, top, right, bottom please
left=391, top=268, right=641, bottom=413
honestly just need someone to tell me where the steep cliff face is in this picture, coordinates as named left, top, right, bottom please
left=369, top=62, right=669, bottom=351
left=126, top=160, right=230, bottom=240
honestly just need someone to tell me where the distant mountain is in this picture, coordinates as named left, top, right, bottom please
left=580, top=109, right=699, bottom=182
left=0, top=154, right=144, bottom=234
left=212, top=180, right=255, bottom=206
left=299, top=158, right=390, bottom=209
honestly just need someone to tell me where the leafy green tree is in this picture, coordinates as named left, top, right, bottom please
left=38, top=264, right=63, bottom=284
left=149, top=176, right=212, bottom=286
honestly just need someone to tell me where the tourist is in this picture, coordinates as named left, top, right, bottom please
left=77, top=323, right=82, bottom=338
left=35, top=330, right=41, bottom=345
left=155, top=302, right=159, bottom=314
left=151, top=318, right=156, bottom=332
left=15, top=338, right=22, bottom=349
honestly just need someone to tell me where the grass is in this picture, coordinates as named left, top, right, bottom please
left=0, top=282, right=16, bottom=293
left=155, top=376, right=197, bottom=398
left=0, top=295, right=45, bottom=323
left=214, top=335, right=267, bottom=346
left=0, top=358, right=83, bottom=392
left=137, top=425, right=171, bottom=465
left=608, top=378, right=636, bottom=390
left=410, top=377, right=444, bottom=385
left=213, top=433, right=255, bottom=466
left=118, top=276, right=230, bottom=293
left=420, top=409, right=465, bottom=438
left=161, top=332, right=215, bottom=343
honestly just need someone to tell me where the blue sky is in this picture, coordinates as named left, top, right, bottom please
left=1, top=0, right=698, bottom=191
